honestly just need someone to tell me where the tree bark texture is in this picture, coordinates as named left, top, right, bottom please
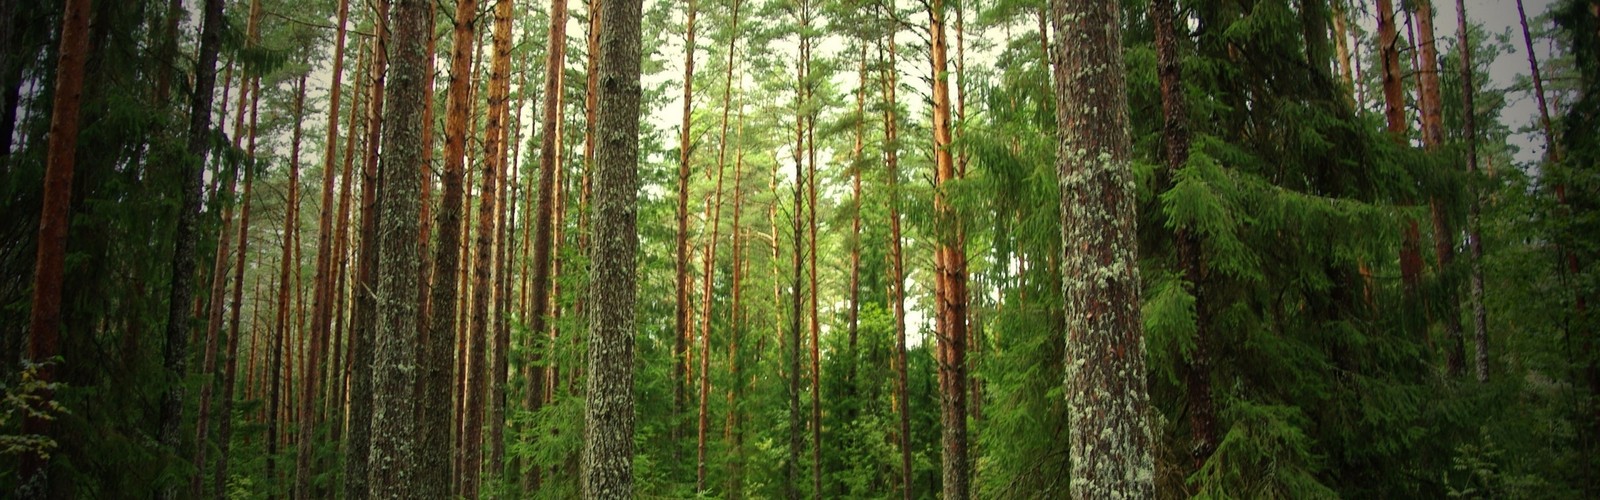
left=367, top=0, right=429, bottom=495
left=422, top=0, right=477, bottom=495
left=18, top=0, right=92, bottom=494
left=1051, top=0, right=1156, bottom=497
left=582, top=0, right=644, bottom=496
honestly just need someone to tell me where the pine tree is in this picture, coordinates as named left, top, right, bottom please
left=422, top=0, right=477, bottom=495
left=582, top=0, right=644, bottom=496
left=18, top=0, right=92, bottom=494
left=368, top=0, right=430, bottom=493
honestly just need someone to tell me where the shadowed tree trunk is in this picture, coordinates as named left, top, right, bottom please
left=18, top=0, right=92, bottom=494
left=160, top=1, right=225, bottom=493
left=216, top=67, right=264, bottom=497
left=581, top=0, right=644, bottom=496
left=1152, top=0, right=1217, bottom=468
left=344, top=0, right=389, bottom=496
left=1411, top=0, right=1468, bottom=378
left=525, top=0, right=569, bottom=487
left=1051, top=0, right=1156, bottom=496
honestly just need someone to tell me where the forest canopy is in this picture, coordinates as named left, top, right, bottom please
left=2, top=0, right=1599, bottom=498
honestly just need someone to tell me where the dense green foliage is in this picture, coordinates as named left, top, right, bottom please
left=2, top=0, right=1598, bottom=497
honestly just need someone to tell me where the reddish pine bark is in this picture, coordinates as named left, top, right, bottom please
left=673, top=1, right=699, bottom=454
left=928, top=1, right=970, bottom=497
left=19, top=0, right=92, bottom=493
left=697, top=0, right=741, bottom=490
left=422, top=0, right=476, bottom=496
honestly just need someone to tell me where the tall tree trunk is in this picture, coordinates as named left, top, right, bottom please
left=698, top=0, right=741, bottom=491
left=1153, top=0, right=1218, bottom=467
left=368, top=0, right=430, bottom=495
left=193, top=153, right=239, bottom=499
left=1051, top=0, right=1156, bottom=497
left=18, top=0, right=92, bottom=494
left=454, top=24, right=487, bottom=494
left=1461, top=0, right=1488, bottom=382
left=328, top=42, right=370, bottom=459
left=787, top=19, right=808, bottom=497
left=724, top=79, right=749, bottom=499
left=483, top=0, right=516, bottom=489
left=879, top=16, right=912, bottom=498
left=847, top=45, right=864, bottom=394
left=521, top=0, right=569, bottom=490
left=1517, top=0, right=1581, bottom=320
left=1412, top=0, right=1468, bottom=378
left=581, top=0, right=644, bottom=496
left=490, top=89, right=515, bottom=485
left=580, top=0, right=602, bottom=289
left=216, top=70, right=264, bottom=497
left=1376, top=0, right=1425, bottom=322
left=269, top=74, right=310, bottom=500
left=420, top=0, right=475, bottom=496
left=160, top=1, right=225, bottom=492
left=296, top=1, right=352, bottom=495
left=192, top=57, right=251, bottom=498
left=1332, top=0, right=1355, bottom=92
left=1375, top=0, right=1409, bottom=135
left=799, top=4, right=824, bottom=496
left=928, top=1, right=969, bottom=497
left=345, top=0, right=390, bottom=496
left=461, top=0, right=512, bottom=492
left=674, top=1, right=699, bottom=456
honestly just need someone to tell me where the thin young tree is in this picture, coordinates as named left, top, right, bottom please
left=345, top=1, right=390, bottom=496
left=269, top=73, right=310, bottom=499
left=1051, top=0, right=1155, bottom=496
left=18, top=0, right=92, bottom=494
left=367, top=0, right=430, bottom=494
left=297, top=1, right=353, bottom=495
left=879, top=9, right=912, bottom=496
left=697, top=0, right=742, bottom=490
left=674, top=1, right=699, bottom=452
left=1460, top=0, right=1488, bottom=382
left=582, top=0, right=644, bottom=495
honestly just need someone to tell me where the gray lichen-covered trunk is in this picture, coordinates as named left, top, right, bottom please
left=1050, top=0, right=1155, bottom=497
left=367, top=0, right=429, bottom=495
left=345, top=1, right=389, bottom=496
left=582, top=0, right=643, bottom=496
